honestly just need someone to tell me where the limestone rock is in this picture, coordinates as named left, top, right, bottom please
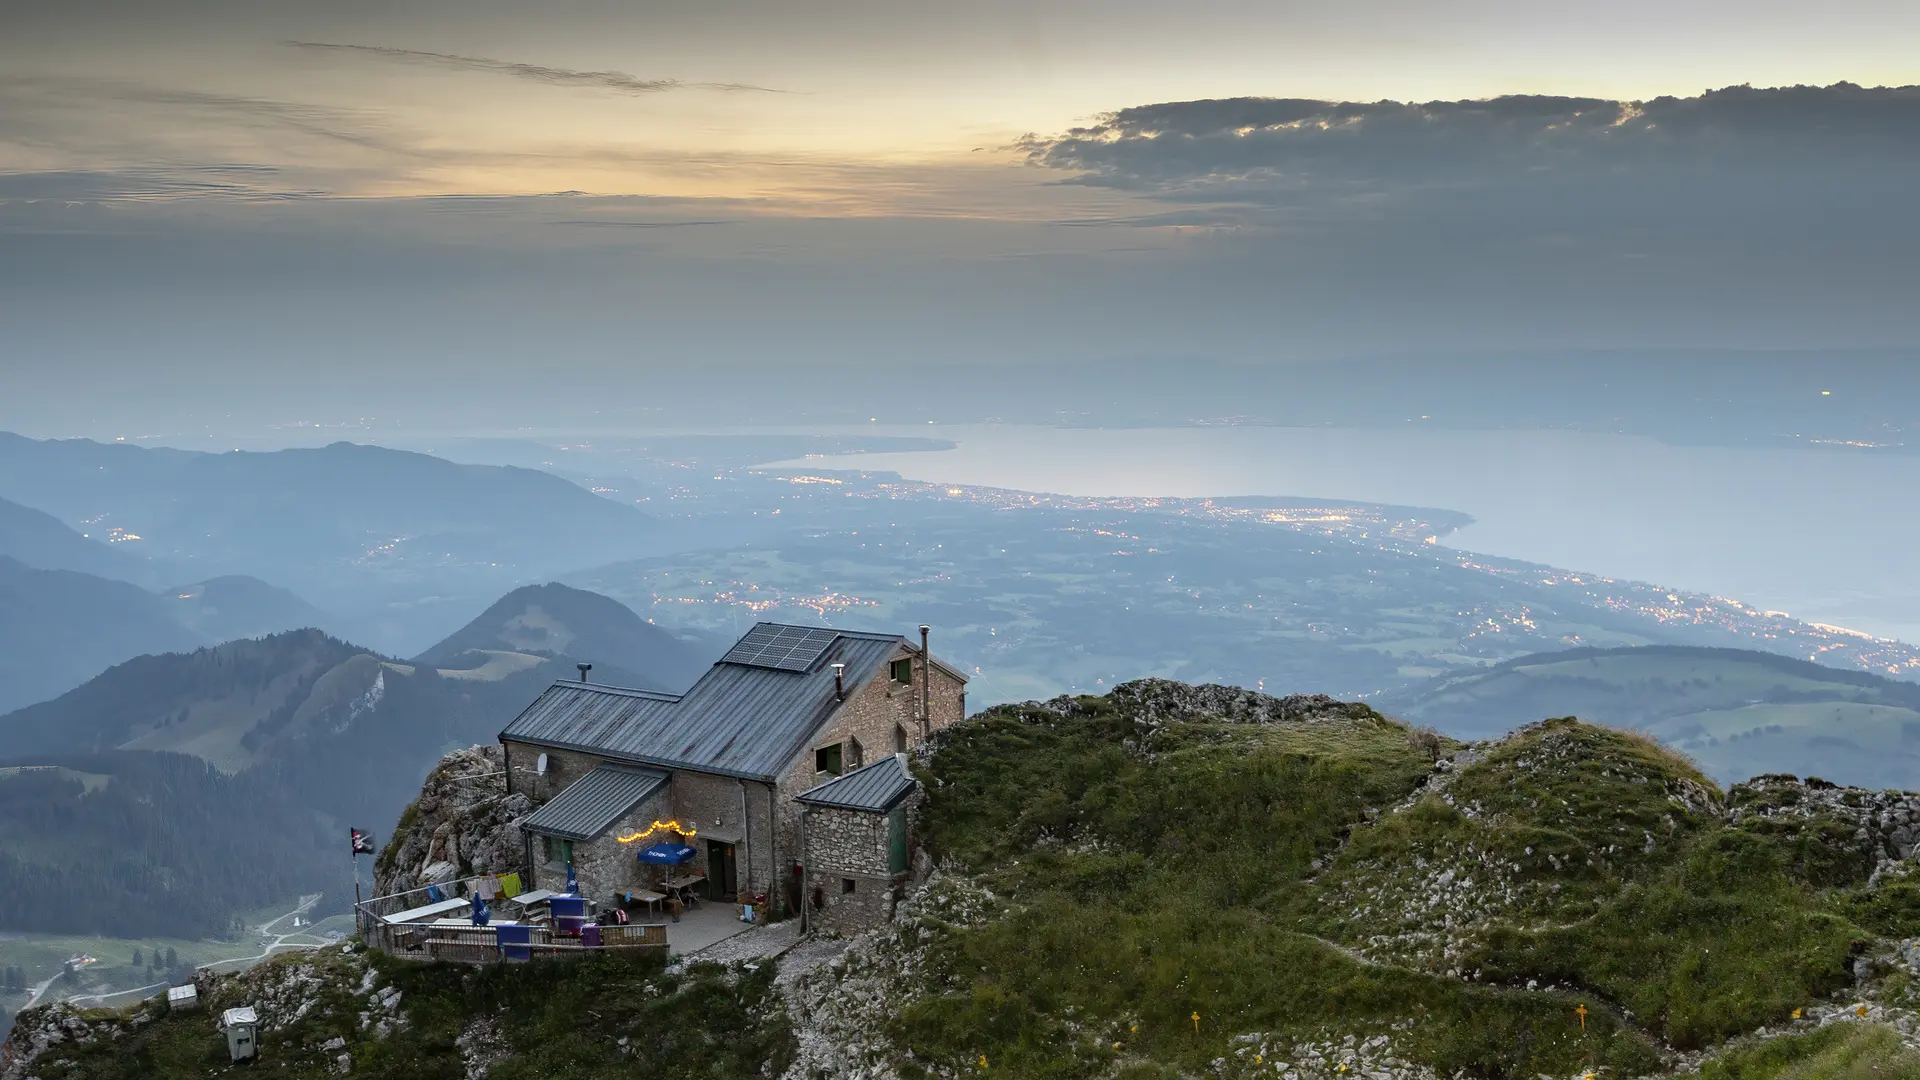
left=374, top=744, right=531, bottom=898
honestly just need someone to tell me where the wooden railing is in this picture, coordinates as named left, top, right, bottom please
left=357, top=882, right=671, bottom=965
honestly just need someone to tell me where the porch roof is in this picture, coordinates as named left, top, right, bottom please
left=796, top=754, right=917, bottom=813
left=520, top=762, right=669, bottom=841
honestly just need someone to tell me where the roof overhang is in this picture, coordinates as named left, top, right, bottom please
left=519, top=763, right=671, bottom=841
left=501, top=733, right=779, bottom=784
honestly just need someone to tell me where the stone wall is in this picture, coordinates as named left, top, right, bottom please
left=806, top=806, right=893, bottom=878
left=801, top=799, right=925, bottom=933
left=807, top=870, right=897, bottom=935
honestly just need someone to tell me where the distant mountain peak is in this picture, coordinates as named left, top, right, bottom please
left=414, top=582, right=712, bottom=692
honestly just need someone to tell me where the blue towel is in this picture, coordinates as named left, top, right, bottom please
left=426, top=884, right=444, bottom=903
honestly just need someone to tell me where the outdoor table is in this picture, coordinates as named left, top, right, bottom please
left=662, top=873, right=707, bottom=906
left=622, top=889, right=667, bottom=919
left=382, top=897, right=471, bottom=924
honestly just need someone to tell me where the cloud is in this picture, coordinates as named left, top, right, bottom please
left=0, top=75, right=415, bottom=174
left=283, top=41, right=780, bottom=95
left=1019, top=83, right=1920, bottom=194
left=0, top=165, right=321, bottom=202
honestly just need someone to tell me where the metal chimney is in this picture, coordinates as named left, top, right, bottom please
left=832, top=662, right=846, bottom=701
left=918, top=624, right=932, bottom=738
left=577, top=663, right=592, bottom=683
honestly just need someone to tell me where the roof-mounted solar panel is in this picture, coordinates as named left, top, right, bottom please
left=721, top=624, right=840, bottom=672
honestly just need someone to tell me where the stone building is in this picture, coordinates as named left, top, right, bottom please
left=498, top=622, right=965, bottom=914
left=796, top=754, right=921, bottom=933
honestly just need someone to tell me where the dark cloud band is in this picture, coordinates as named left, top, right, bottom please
left=1020, top=83, right=1920, bottom=192
left=283, top=41, right=779, bottom=95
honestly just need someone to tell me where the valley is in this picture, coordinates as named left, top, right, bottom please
left=5, top=425, right=1920, bottom=1040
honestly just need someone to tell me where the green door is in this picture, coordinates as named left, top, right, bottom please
left=887, top=808, right=909, bottom=874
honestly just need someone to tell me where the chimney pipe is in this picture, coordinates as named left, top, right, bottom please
left=577, top=663, right=592, bottom=683
left=832, top=662, right=846, bottom=701
left=918, top=624, right=932, bottom=739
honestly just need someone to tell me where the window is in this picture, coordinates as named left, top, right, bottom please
left=842, top=878, right=857, bottom=894
left=890, top=658, right=913, bottom=684
left=847, top=737, right=864, bottom=770
left=542, top=836, right=573, bottom=868
left=815, top=743, right=843, bottom=777
left=893, top=724, right=908, bottom=753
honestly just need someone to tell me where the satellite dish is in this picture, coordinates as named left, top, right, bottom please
left=535, top=753, right=549, bottom=776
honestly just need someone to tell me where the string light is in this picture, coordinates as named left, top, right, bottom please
left=615, top=820, right=698, bottom=843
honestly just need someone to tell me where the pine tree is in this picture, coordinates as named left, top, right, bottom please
left=131, top=948, right=143, bottom=967
left=165, top=946, right=178, bottom=968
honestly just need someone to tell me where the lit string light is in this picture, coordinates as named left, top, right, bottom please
left=615, top=820, right=699, bottom=843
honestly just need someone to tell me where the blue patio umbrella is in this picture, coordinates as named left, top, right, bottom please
left=565, top=859, right=579, bottom=895
left=637, top=843, right=698, bottom=865
left=470, top=894, right=491, bottom=927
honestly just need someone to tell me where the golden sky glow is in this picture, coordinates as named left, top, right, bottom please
left=3, top=0, right=1917, bottom=209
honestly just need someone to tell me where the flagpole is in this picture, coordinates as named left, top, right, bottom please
left=350, top=828, right=365, bottom=936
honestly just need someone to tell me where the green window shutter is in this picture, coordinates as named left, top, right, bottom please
left=891, top=659, right=912, bottom=683
left=815, top=743, right=843, bottom=776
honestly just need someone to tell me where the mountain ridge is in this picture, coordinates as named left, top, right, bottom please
left=0, top=583, right=720, bottom=939
left=1382, top=643, right=1920, bottom=788
left=11, top=678, right=1920, bottom=1079
left=0, top=556, right=208, bottom=715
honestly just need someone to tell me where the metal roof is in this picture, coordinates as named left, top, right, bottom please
left=797, top=754, right=918, bottom=812
left=501, top=622, right=953, bottom=781
left=519, top=762, right=669, bottom=840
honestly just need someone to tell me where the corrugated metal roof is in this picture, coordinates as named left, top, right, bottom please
left=501, top=622, right=930, bottom=781
left=519, top=762, right=669, bottom=840
left=797, top=754, right=917, bottom=812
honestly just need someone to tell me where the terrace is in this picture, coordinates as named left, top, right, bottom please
left=354, top=875, right=752, bottom=964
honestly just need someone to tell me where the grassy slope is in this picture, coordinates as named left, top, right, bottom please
left=898, top=696, right=1667, bottom=1078
left=1694, top=1024, right=1920, bottom=1079
left=898, top=693, right=1920, bottom=1079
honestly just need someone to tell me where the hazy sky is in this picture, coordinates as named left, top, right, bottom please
left=3, top=0, right=1919, bottom=431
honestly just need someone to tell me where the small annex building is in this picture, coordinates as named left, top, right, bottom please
left=796, top=754, right=921, bottom=933
left=498, top=621, right=965, bottom=924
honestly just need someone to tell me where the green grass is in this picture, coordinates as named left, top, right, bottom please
left=28, top=947, right=791, bottom=1080
left=904, top=697, right=1917, bottom=1075
left=1693, top=1023, right=1920, bottom=1079
left=899, top=696, right=1665, bottom=1079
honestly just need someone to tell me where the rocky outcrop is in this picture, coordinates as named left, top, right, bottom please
left=1052, top=677, right=1381, bottom=726
left=374, top=744, right=529, bottom=898
left=1, top=945, right=400, bottom=1080
left=1730, top=774, right=1920, bottom=864
left=1, top=1003, right=116, bottom=1080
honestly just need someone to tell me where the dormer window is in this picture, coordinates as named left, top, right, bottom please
left=890, top=658, right=913, bottom=684
left=815, top=743, right=843, bottom=777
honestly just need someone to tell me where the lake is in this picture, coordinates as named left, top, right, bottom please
left=772, top=424, right=1920, bottom=645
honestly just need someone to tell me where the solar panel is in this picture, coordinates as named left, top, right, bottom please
left=721, top=624, right=841, bottom=672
